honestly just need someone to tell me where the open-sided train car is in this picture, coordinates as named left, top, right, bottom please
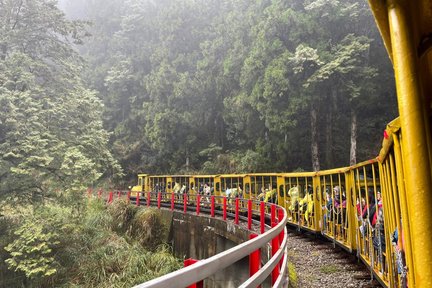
left=129, top=1, right=432, bottom=286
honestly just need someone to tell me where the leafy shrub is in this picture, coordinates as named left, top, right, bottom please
left=130, top=208, right=168, bottom=251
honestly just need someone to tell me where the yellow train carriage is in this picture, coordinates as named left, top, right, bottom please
left=244, top=173, right=278, bottom=201
left=189, top=175, right=216, bottom=195
left=350, top=159, right=387, bottom=284
left=188, top=174, right=216, bottom=203
left=130, top=173, right=149, bottom=197
left=315, top=168, right=353, bottom=249
left=368, top=1, right=432, bottom=286
left=214, top=174, right=246, bottom=198
left=276, top=172, right=317, bottom=231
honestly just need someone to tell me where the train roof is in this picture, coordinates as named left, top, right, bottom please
left=368, top=0, right=432, bottom=62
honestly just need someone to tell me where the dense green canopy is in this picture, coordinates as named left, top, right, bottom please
left=0, top=0, right=397, bottom=286
left=62, top=0, right=396, bottom=177
left=0, top=0, right=122, bottom=198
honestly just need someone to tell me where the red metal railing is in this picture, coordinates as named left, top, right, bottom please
left=88, top=189, right=289, bottom=288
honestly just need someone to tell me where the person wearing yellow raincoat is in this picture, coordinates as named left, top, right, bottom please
left=287, top=186, right=299, bottom=212
left=299, top=191, right=314, bottom=224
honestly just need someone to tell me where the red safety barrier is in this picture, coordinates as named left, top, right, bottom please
left=223, top=197, right=227, bottom=220
left=271, top=220, right=280, bottom=285
left=184, top=194, right=187, bottom=214
left=183, top=259, right=204, bottom=288
left=107, top=191, right=113, bottom=204
left=136, top=192, right=140, bottom=206
left=117, top=191, right=121, bottom=198
left=278, top=208, right=284, bottom=243
left=249, top=233, right=261, bottom=283
left=211, top=196, right=215, bottom=217
left=196, top=195, right=200, bottom=215
left=127, top=191, right=131, bottom=204
left=247, top=200, right=252, bottom=230
left=235, top=198, right=239, bottom=224
left=278, top=207, right=285, bottom=268
left=147, top=191, right=151, bottom=206
left=271, top=204, right=276, bottom=225
left=157, top=192, right=161, bottom=209
left=171, top=192, right=175, bottom=211
left=260, top=201, right=265, bottom=234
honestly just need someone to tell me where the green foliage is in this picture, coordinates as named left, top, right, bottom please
left=73, top=0, right=393, bottom=173
left=0, top=0, right=122, bottom=198
left=106, top=198, right=137, bottom=233
left=131, top=208, right=169, bottom=251
left=1, top=197, right=181, bottom=287
left=4, top=220, right=59, bottom=279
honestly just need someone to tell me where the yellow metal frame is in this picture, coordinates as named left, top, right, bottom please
left=368, top=0, right=432, bottom=286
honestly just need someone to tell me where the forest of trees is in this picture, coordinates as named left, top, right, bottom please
left=0, top=0, right=397, bottom=286
left=59, top=0, right=397, bottom=178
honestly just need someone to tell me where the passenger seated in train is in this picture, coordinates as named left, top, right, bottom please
left=299, top=186, right=314, bottom=223
left=287, top=186, right=299, bottom=213
left=257, top=184, right=277, bottom=203
left=333, top=186, right=346, bottom=224
left=173, top=182, right=181, bottom=194
left=392, top=226, right=407, bottom=286
left=322, top=189, right=333, bottom=231
left=226, top=186, right=241, bottom=198
left=180, top=184, right=187, bottom=194
left=371, top=192, right=385, bottom=251
left=203, top=183, right=211, bottom=203
left=257, top=186, right=266, bottom=201
left=359, top=192, right=375, bottom=236
left=356, top=196, right=367, bottom=219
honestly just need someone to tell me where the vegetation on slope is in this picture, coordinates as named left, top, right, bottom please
left=0, top=198, right=181, bottom=287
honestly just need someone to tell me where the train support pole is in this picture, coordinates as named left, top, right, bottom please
left=260, top=201, right=265, bottom=234
left=171, top=192, right=175, bottom=211
left=223, top=197, right=227, bottom=220
left=147, top=191, right=151, bottom=207
left=196, top=195, right=200, bottom=215
left=211, top=196, right=215, bottom=217
left=248, top=199, right=252, bottom=230
left=249, top=233, right=261, bottom=286
left=235, top=198, right=239, bottom=224
left=271, top=219, right=280, bottom=285
left=278, top=208, right=284, bottom=244
left=271, top=204, right=276, bottom=225
left=157, top=192, right=161, bottom=209
left=136, top=192, right=140, bottom=206
left=184, top=194, right=187, bottom=214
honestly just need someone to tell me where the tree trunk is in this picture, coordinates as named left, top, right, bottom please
left=349, top=109, right=357, bottom=166
left=311, top=106, right=320, bottom=171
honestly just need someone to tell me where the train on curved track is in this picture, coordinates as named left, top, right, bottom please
left=130, top=1, right=432, bottom=287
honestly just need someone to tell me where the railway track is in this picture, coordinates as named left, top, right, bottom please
left=285, top=229, right=382, bottom=288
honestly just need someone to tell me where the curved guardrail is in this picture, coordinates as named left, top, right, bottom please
left=91, top=189, right=289, bottom=288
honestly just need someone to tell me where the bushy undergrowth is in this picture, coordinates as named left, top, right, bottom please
left=131, top=208, right=168, bottom=251
left=0, top=197, right=181, bottom=288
